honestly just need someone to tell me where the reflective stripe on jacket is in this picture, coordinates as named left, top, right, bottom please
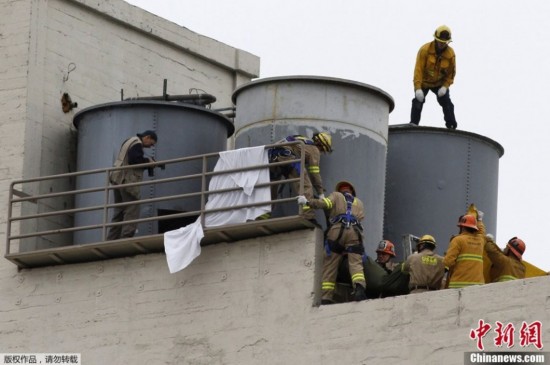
left=286, top=142, right=324, bottom=194
left=308, top=192, right=364, bottom=223
left=444, top=231, right=485, bottom=288
left=310, top=192, right=363, bottom=243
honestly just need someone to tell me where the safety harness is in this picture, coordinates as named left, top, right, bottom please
left=325, top=192, right=364, bottom=257
left=268, top=135, right=314, bottom=178
left=285, top=135, right=315, bottom=145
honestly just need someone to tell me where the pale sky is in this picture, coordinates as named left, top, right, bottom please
left=125, top=0, right=550, bottom=270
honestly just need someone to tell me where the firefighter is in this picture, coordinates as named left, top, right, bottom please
left=402, top=235, right=445, bottom=293
left=269, top=132, right=332, bottom=221
left=409, top=25, right=457, bottom=129
left=297, top=180, right=366, bottom=304
left=375, top=240, right=398, bottom=274
left=485, top=235, right=526, bottom=282
left=443, top=214, right=485, bottom=288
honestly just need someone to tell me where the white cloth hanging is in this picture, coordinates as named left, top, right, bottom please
left=164, top=218, right=204, bottom=274
left=164, top=146, right=271, bottom=273
left=205, top=146, right=271, bottom=227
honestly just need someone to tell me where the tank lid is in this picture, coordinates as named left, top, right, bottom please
left=389, top=124, right=504, bottom=157
left=73, top=100, right=235, bottom=137
left=232, top=75, right=395, bottom=112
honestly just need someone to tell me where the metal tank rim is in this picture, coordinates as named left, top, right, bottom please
left=231, top=75, right=395, bottom=113
left=388, top=124, right=504, bottom=157
left=73, top=100, right=235, bottom=137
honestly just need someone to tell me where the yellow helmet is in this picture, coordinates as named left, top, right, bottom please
left=313, top=132, right=332, bottom=153
left=418, top=234, right=436, bottom=247
left=434, top=25, right=452, bottom=43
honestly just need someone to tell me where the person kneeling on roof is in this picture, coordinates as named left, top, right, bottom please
left=375, top=240, right=398, bottom=275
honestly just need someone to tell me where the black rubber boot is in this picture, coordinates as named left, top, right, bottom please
left=354, top=284, right=367, bottom=302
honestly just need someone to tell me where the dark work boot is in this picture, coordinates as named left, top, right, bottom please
left=445, top=121, right=457, bottom=129
left=353, top=284, right=367, bottom=302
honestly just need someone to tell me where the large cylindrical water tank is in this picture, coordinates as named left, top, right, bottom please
left=73, top=100, right=234, bottom=244
left=232, top=76, right=394, bottom=254
left=384, top=125, right=504, bottom=260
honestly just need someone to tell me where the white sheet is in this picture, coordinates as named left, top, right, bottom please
left=164, top=146, right=271, bottom=273
left=205, top=146, right=271, bottom=227
left=164, top=218, right=204, bottom=273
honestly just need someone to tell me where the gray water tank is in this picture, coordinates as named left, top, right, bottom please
left=232, top=76, right=394, bottom=254
left=73, top=100, right=234, bottom=244
left=384, top=125, right=504, bottom=260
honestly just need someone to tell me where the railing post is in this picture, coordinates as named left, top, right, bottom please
left=5, top=182, right=14, bottom=255
left=299, top=142, right=305, bottom=215
left=102, top=170, right=111, bottom=241
left=200, top=155, right=208, bottom=227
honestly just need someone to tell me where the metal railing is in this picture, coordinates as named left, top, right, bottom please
left=5, top=141, right=306, bottom=257
left=401, top=234, right=419, bottom=259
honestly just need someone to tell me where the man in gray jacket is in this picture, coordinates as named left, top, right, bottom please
left=107, top=130, right=157, bottom=240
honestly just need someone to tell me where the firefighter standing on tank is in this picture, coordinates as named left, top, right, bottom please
left=297, top=181, right=367, bottom=304
left=410, top=25, right=457, bottom=129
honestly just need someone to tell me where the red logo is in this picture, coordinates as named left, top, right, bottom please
left=470, top=319, right=543, bottom=351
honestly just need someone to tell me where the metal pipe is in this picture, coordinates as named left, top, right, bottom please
left=212, top=107, right=235, bottom=112
left=212, top=106, right=236, bottom=118
left=124, top=93, right=216, bottom=105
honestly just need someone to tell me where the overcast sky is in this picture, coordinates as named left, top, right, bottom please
left=125, top=0, right=550, bottom=270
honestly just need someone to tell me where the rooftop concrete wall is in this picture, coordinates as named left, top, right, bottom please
left=1, top=228, right=548, bottom=364
left=0, top=0, right=259, bottom=249
left=1, top=0, right=258, bottom=184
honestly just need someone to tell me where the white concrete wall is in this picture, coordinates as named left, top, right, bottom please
left=3, top=0, right=258, bottom=183
left=0, top=0, right=32, bottom=243
left=1, top=228, right=549, bottom=365
left=0, top=0, right=259, bottom=250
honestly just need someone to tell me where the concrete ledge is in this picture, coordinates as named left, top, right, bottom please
left=5, top=216, right=317, bottom=269
left=2, top=228, right=548, bottom=364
